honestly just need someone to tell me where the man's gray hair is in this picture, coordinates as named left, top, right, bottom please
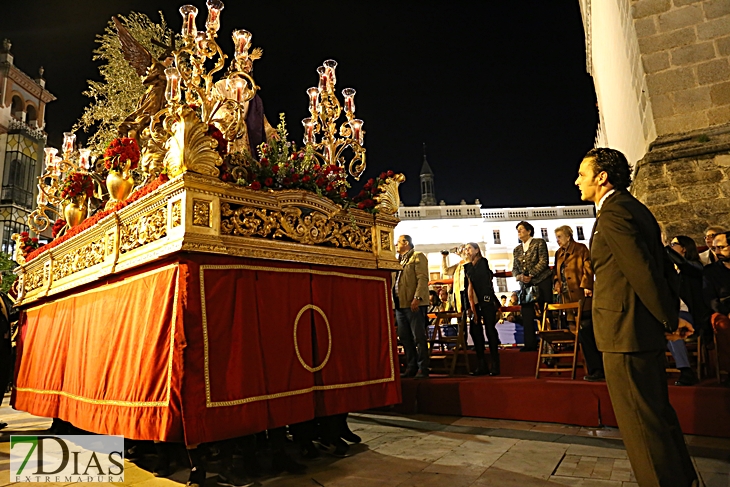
left=401, top=235, right=414, bottom=249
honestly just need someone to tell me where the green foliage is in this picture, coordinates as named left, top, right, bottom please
left=74, top=12, right=172, bottom=155
left=0, top=253, right=17, bottom=294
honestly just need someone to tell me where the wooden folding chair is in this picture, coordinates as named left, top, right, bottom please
left=535, top=301, right=583, bottom=379
left=428, top=311, right=470, bottom=376
left=665, top=334, right=707, bottom=380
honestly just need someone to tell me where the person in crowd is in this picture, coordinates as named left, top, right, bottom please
left=395, top=235, right=430, bottom=379
left=428, top=290, right=441, bottom=314
left=700, top=226, right=725, bottom=266
left=552, top=226, right=603, bottom=382
left=512, top=220, right=551, bottom=351
left=703, top=230, right=730, bottom=386
left=438, top=287, right=453, bottom=311
left=464, top=242, right=501, bottom=376
left=576, top=147, right=697, bottom=487
left=442, top=246, right=468, bottom=314
left=0, top=273, right=17, bottom=431
left=666, top=236, right=711, bottom=386
left=500, top=295, right=508, bottom=307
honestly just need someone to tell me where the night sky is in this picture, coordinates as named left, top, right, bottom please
left=0, top=1, right=598, bottom=208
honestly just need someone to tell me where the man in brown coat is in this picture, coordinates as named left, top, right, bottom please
left=576, top=148, right=697, bottom=487
left=552, top=226, right=603, bottom=381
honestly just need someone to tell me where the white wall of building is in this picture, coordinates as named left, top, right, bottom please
left=395, top=204, right=596, bottom=292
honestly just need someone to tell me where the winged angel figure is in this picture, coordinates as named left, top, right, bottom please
left=114, top=16, right=175, bottom=141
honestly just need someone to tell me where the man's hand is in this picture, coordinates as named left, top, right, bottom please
left=665, top=317, right=694, bottom=341
left=522, top=275, right=532, bottom=284
left=410, top=298, right=420, bottom=312
left=584, top=289, right=593, bottom=297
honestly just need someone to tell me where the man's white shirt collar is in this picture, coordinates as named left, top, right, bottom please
left=596, top=189, right=616, bottom=212
left=522, top=237, right=533, bottom=253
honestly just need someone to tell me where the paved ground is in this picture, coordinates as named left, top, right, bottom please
left=0, top=397, right=728, bottom=486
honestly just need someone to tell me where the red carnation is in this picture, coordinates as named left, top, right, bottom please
left=264, top=177, right=274, bottom=187
left=250, top=181, right=262, bottom=190
left=52, top=219, right=66, bottom=238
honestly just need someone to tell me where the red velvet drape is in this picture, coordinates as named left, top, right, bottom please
left=13, top=254, right=400, bottom=445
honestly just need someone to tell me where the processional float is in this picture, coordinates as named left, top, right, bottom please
left=11, top=0, right=403, bottom=445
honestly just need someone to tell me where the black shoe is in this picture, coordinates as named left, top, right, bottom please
left=414, top=369, right=429, bottom=379
left=186, top=466, right=207, bottom=487
left=470, top=366, right=489, bottom=376
left=400, top=369, right=417, bottom=378
left=675, top=368, right=699, bottom=386
left=300, top=440, right=320, bottom=459
left=217, top=466, right=254, bottom=487
left=315, top=439, right=349, bottom=458
left=341, top=430, right=361, bottom=444
left=583, top=371, right=606, bottom=382
left=271, top=451, right=306, bottom=474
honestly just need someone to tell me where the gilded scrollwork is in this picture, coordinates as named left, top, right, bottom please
left=171, top=200, right=182, bottom=227
left=220, top=202, right=372, bottom=252
left=380, top=232, right=392, bottom=252
left=24, top=268, right=44, bottom=292
left=374, top=173, right=406, bottom=215
left=192, top=199, right=211, bottom=227
left=52, top=240, right=105, bottom=282
left=119, top=207, right=168, bottom=254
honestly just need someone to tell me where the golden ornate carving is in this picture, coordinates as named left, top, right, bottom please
left=192, top=199, right=211, bottom=227
left=24, top=268, right=44, bottom=292
left=220, top=203, right=372, bottom=251
left=374, top=173, right=406, bottom=215
left=171, top=200, right=182, bottom=227
left=163, top=106, right=222, bottom=178
left=380, top=231, right=392, bottom=252
left=119, top=207, right=168, bottom=254
left=52, top=240, right=105, bottom=282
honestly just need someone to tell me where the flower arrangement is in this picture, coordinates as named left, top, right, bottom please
left=103, top=137, right=141, bottom=172
left=17, top=231, right=39, bottom=256
left=353, top=171, right=395, bottom=211
left=59, top=172, right=95, bottom=200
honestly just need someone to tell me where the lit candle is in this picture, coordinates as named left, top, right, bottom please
left=78, top=148, right=91, bottom=170
left=350, top=119, right=364, bottom=145
left=302, top=118, right=315, bottom=145
left=317, top=66, right=328, bottom=92
left=180, top=5, right=199, bottom=39
left=165, top=67, right=181, bottom=103
left=323, top=145, right=331, bottom=163
left=234, top=79, right=244, bottom=103
left=62, top=132, right=75, bottom=156
left=44, top=147, right=58, bottom=172
left=53, top=156, right=62, bottom=177
left=323, top=59, right=337, bottom=87
left=342, top=88, right=356, bottom=114
left=232, top=30, right=252, bottom=61
left=307, top=87, right=319, bottom=114
left=206, top=0, right=224, bottom=33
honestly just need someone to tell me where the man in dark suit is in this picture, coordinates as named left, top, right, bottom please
left=575, top=148, right=697, bottom=487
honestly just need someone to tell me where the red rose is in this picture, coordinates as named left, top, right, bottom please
left=250, top=181, right=261, bottom=190
left=357, top=202, right=366, bottom=209
left=379, top=172, right=386, bottom=179
left=358, top=190, right=367, bottom=198
left=52, top=219, right=66, bottom=238
left=260, top=158, right=269, bottom=167
left=316, top=178, right=326, bottom=187
left=221, top=173, right=234, bottom=182
left=365, top=199, right=375, bottom=207
left=31, top=237, right=38, bottom=243
left=340, top=191, right=348, bottom=198
left=313, top=164, right=321, bottom=171
left=264, top=177, right=274, bottom=187
left=302, top=175, right=311, bottom=183
left=272, top=164, right=279, bottom=174
left=21, top=231, right=29, bottom=238
left=325, top=184, right=334, bottom=192
left=283, top=177, right=291, bottom=185
left=387, top=170, right=395, bottom=177
left=368, top=178, right=375, bottom=186
left=292, top=174, right=300, bottom=182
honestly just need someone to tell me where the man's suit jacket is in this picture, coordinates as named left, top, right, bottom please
left=396, top=249, right=430, bottom=308
left=590, top=190, right=677, bottom=353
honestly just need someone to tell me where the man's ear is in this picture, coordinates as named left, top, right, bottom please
left=597, top=171, right=609, bottom=186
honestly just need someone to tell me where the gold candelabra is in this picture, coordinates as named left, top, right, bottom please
left=303, top=60, right=366, bottom=180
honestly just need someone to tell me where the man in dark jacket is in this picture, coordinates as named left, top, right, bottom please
left=575, top=148, right=696, bottom=487
left=703, top=230, right=730, bottom=384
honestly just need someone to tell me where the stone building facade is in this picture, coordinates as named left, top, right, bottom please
left=580, top=0, right=730, bottom=240
left=0, top=39, right=55, bottom=254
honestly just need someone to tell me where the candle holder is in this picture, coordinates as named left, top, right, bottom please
left=302, top=60, right=367, bottom=180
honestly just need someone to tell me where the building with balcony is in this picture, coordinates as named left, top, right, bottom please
left=0, top=39, right=55, bottom=254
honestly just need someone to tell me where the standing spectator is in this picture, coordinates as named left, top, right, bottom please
left=700, top=226, right=725, bottom=266
left=394, top=235, right=430, bottom=379
left=0, top=273, right=17, bottom=430
left=552, top=226, right=603, bottom=382
left=442, top=247, right=468, bottom=313
left=576, top=147, right=696, bottom=487
left=512, top=221, right=552, bottom=351
left=703, top=230, right=730, bottom=386
left=464, top=243, right=501, bottom=376
left=666, top=236, right=710, bottom=386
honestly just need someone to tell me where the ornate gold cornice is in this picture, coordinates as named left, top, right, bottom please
left=15, top=173, right=400, bottom=306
